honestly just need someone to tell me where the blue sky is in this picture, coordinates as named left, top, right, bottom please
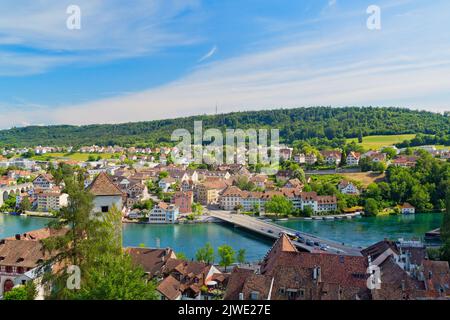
left=0, top=0, right=449, bottom=128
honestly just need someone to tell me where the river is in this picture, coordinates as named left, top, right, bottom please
left=0, top=213, right=442, bottom=262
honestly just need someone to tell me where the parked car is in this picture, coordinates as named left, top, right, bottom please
left=298, top=236, right=305, bottom=243
left=306, top=239, right=314, bottom=246
left=319, top=244, right=329, bottom=251
left=268, top=230, right=274, bottom=234
left=313, top=241, right=320, bottom=247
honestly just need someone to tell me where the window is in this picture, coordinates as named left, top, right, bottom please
left=250, top=291, right=259, bottom=300
left=299, top=289, right=305, bottom=298
left=287, top=289, right=298, bottom=300
left=101, top=206, right=109, bottom=213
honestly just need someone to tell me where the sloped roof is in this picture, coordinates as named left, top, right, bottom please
left=0, top=240, right=51, bottom=268
left=224, top=267, right=257, bottom=300
left=5, top=227, right=68, bottom=241
left=87, top=172, right=123, bottom=196
left=126, top=247, right=176, bottom=276
left=157, top=275, right=182, bottom=300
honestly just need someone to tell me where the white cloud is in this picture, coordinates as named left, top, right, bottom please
left=1, top=0, right=449, bottom=128
left=0, top=0, right=201, bottom=76
left=198, top=46, right=218, bottom=62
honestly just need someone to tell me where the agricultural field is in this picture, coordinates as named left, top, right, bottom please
left=346, top=134, right=416, bottom=150
left=31, top=152, right=118, bottom=161
left=339, top=172, right=386, bottom=188
left=307, top=172, right=385, bottom=189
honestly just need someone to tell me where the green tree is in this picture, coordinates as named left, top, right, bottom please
left=265, top=195, right=293, bottom=216
left=364, top=198, right=379, bottom=216
left=71, top=254, right=158, bottom=300
left=42, top=177, right=157, bottom=300
left=302, top=206, right=314, bottom=217
left=176, top=252, right=188, bottom=261
left=158, top=171, right=169, bottom=179
left=358, top=131, right=363, bottom=143
left=18, top=196, right=32, bottom=213
left=381, top=147, right=397, bottom=160
left=408, top=185, right=432, bottom=211
left=237, top=249, right=246, bottom=264
left=218, top=245, right=235, bottom=272
left=3, top=282, right=36, bottom=300
left=195, top=243, right=215, bottom=263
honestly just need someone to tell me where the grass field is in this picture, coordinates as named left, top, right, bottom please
left=340, top=172, right=386, bottom=187
left=308, top=172, right=385, bottom=188
left=32, top=152, right=117, bottom=161
left=346, top=134, right=416, bottom=150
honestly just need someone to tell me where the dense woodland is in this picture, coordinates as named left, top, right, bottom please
left=0, top=107, right=449, bottom=148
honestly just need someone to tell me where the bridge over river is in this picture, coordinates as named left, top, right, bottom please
left=0, top=183, right=33, bottom=207
left=208, top=210, right=363, bottom=256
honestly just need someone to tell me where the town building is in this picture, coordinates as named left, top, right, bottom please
left=219, top=188, right=337, bottom=214
left=158, top=177, right=176, bottom=192
left=401, top=203, right=416, bottom=214
left=195, top=178, right=229, bottom=205
left=225, top=234, right=371, bottom=300
left=362, top=151, right=387, bottom=163
left=293, top=153, right=306, bottom=164
left=392, top=156, right=418, bottom=168
left=362, top=240, right=450, bottom=299
left=321, top=151, right=342, bottom=166
left=127, top=247, right=227, bottom=300
left=172, top=191, right=193, bottom=214
left=338, top=180, right=360, bottom=195
left=346, top=151, right=361, bottom=166
left=149, top=202, right=180, bottom=224
left=36, top=189, right=68, bottom=212
left=87, top=172, right=124, bottom=213
left=305, top=153, right=318, bottom=165
left=0, top=228, right=65, bottom=298
left=32, top=173, right=55, bottom=189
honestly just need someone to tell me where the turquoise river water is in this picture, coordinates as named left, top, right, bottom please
left=0, top=213, right=442, bottom=262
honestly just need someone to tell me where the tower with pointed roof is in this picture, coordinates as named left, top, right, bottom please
left=87, top=172, right=124, bottom=214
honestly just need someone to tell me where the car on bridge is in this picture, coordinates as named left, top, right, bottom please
left=306, top=239, right=314, bottom=246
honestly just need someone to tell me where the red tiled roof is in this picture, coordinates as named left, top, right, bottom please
left=157, top=275, right=182, bottom=300
left=87, top=172, right=123, bottom=196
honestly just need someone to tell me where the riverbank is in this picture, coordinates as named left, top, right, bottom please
left=0, top=212, right=443, bottom=261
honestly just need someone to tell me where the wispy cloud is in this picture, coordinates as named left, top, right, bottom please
left=1, top=0, right=449, bottom=128
left=328, top=0, right=337, bottom=7
left=198, top=45, right=217, bottom=62
left=0, top=0, right=201, bottom=76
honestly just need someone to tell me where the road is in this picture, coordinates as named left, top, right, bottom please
left=207, top=209, right=362, bottom=256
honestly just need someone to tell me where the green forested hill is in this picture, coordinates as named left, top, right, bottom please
left=0, top=107, right=448, bottom=148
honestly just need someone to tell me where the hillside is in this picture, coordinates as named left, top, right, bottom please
left=0, top=107, right=448, bottom=148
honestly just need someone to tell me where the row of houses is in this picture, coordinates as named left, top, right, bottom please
left=219, top=186, right=337, bottom=213
left=1, top=224, right=449, bottom=300
left=224, top=234, right=450, bottom=300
